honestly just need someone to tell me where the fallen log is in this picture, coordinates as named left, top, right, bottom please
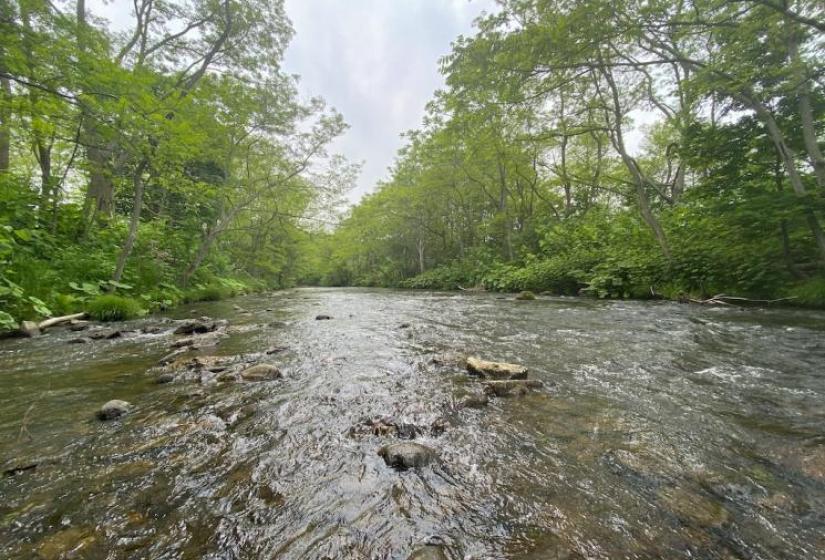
left=689, top=294, right=797, bottom=306
left=37, top=312, right=87, bottom=330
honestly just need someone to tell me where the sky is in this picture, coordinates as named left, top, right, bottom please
left=281, top=0, right=493, bottom=202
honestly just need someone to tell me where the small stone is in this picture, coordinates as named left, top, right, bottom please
left=399, top=323, right=411, bottom=329
left=430, top=417, right=448, bottom=437
left=265, top=345, right=287, bottom=355
left=20, top=320, right=41, bottom=337
left=466, top=356, right=528, bottom=379
left=69, top=321, right=90, bottom=331
left=67, top=337, right=89, bottom=344
left=378, top=442, right=438, bottom=469
left=240, top=363, right=282, bottom=382
left=97, top=399, right=131, bottom=421
left=315, top=314, right=332, bottom=320
left=156, top=373, right=175, bottom=384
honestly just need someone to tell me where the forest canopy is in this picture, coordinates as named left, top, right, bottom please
left=311, top=0, right=825, bottom=306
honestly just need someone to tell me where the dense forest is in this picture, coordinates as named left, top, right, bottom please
left=0, top=0, right=355, bottom=329
left=311, top=0, right=825, bottom=306
left=2, top=0, right=825, bottom=331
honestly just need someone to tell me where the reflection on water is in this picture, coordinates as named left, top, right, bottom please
left=1, top=288, right=824, bottom=559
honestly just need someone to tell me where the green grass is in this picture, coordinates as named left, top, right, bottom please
left=86, top=295, right=144, bottom=321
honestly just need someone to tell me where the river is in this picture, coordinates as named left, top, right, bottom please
left=1, top=288, right=824, bottom=559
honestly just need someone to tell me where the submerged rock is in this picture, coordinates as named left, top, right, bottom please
left=515, top=290, right=536, bottom=300
left=658, top=486, right=730, bottom=528
left=460, top=393, right=489, bottom=408
left=155, top=373, right=175, bottom=384
left=97, top=399, right=131, bottom=420
left=240, top=363, right=282, bottom=382
left=378, top=442, right=438, bottom=469
left=466, top=356, right=528, bottom=379
left=315, top=314, right=333, bottom=320
left=407, top=545, right=448, bottom=560
left=67, top=337, right=89, bottom=344
left=482, top=379, right=543, bottom=397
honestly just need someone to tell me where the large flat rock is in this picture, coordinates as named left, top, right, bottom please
left=466, top=356, right=527, bottom=379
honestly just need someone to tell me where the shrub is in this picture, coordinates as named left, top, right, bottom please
left=87, top=295, right=144, bottom=321
left=183, top=284, right=230, bottom=302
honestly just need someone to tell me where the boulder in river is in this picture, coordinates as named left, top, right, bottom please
left=466, top=356, right=528, bottom=379
left=378, top=442, right=438, bottom=469
left=88, top=328, right=122, bottom=340
left=97, top=399, right=131, bottom=420
left=19, top=320, right=41, bottom=337
left=482, top=379, right=543, bottom=397
left=156, top=373, right=175, bottom=384
left=240, top=363, right=282, bottom=382
left=173, top=318, right=226, bottom=335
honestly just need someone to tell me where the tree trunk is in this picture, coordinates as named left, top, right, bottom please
left=598, top=63, right=671, bottom=260
left=785, top=10, right=825, bottom=190
left=0, top=74, right=10, bottom=172
left=112, top=160, right=147, bottom=283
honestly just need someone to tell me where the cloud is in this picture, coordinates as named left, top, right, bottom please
left=282, top=0, right=492, bottom=202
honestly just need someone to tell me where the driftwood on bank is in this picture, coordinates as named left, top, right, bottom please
left=37, top=312, right=87, bottom=330
left=689, top=294, right=797, bottom=306
left=17, top=312, right=88, bottom=337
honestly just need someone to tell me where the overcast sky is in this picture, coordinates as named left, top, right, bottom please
left=282, top=1, right=493, bottom=202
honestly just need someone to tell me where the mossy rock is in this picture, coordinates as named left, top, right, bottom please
left=515, top=290, right=536, bottom=300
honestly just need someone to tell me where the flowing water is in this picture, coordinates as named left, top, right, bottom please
left=1, top=288, right=824, bottom=559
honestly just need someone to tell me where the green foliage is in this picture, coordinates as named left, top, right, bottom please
left=86, top=295, right=144, bottom=322
left=788, top=279, right=825, bottom=308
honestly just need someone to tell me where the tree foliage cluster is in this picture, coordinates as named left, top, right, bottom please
left=0, top=0, right=355, bottom=329
left=313, top=0, right=825, bottom=306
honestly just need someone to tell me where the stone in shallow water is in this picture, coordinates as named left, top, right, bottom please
left=315, top=314, right=333, bottom=320
left=658, top=486, right=730, bottom=528
left=240, top=363, right=282, bottom=382
left=482, top=379, right=542, bottom=397
left=378, top=442, right=438, bottom=469
left=407, top=545, right=448, bottom=560
left=460, top=393, right=489, bottom=408
left=97, top=399, right=131, bottom=420
left=466, top=356, right=528, bottom=379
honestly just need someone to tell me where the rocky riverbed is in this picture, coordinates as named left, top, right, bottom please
left=1, top=288, right=824, bottom=559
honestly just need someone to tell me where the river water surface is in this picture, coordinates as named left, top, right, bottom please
left=1, top=288, right=824, bottom=559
